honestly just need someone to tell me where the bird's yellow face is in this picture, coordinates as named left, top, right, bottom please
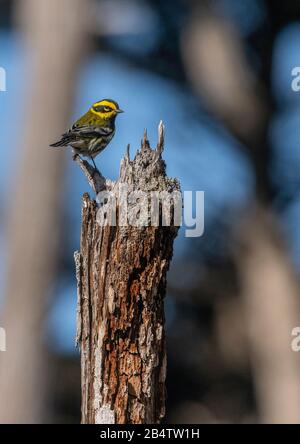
left=90, top=99, right=123, bottom=120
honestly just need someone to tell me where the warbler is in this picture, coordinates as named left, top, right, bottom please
left=50, top=99, right=123, bottom=170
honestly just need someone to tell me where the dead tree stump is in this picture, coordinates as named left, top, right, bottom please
left=74, top=123, right=180, bottom=424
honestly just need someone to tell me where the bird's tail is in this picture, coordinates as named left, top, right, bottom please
left=50, top=135, right=73, bottom=147
left=50, top=140, right=65, bottom=147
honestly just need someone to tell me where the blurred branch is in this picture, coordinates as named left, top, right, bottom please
left=181, top=7, right=271, bottom=198
left=182, top=13, right=268, bottom=142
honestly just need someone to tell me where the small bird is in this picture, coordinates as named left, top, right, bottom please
left=50, top=99, right=123, bottom=170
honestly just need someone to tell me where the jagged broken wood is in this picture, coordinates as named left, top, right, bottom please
left=74, top=122, right=180, bottom=424
left=72, top=154, right=107, bottom=194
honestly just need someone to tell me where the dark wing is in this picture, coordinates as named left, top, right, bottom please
left=50, top=125, right=113, bottom=147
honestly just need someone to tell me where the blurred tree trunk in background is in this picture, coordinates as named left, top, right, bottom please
left=0, top=0, right=87, bottom=423
left=182, top=2, right=300, bottom=424
left=236, top=209, right=300, bottom=424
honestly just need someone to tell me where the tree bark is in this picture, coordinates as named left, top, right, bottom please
left=75, top=125, right=180, bottom=424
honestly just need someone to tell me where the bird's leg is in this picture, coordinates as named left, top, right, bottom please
left=91, top=157, right=100, bottom=176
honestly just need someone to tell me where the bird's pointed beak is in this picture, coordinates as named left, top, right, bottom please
left=116, top=109, right=124, bottom=113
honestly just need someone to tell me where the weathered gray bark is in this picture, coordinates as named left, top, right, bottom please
left=75, top=124, right=180, bottom=424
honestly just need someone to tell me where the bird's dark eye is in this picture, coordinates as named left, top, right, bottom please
left=93, top=105, right=112, bottom=113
